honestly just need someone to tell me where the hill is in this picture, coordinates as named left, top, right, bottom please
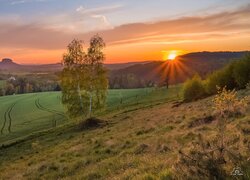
left=109, top=51, right=249, bottom=88
left=0, top=58, right=21, bottom=70
left=1, top=51, right=249, bottom=89
left=0, top=86, right=180, bottom=145
left=0, top=87, right=249, bottom=179
left=0, top=59, right=147, bottom=72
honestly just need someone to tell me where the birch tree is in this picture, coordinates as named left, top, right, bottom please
left=61, top=35, right=108, bottom=118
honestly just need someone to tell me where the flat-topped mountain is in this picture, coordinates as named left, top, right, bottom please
left=0, top=58, right=21, bottom=69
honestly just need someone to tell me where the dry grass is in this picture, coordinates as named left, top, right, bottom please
left=0, top=89, right=249, bottom=179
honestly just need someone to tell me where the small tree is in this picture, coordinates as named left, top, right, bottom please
left=182, top=74, right=206, bottom=102
left=174, top=87, right=249, bottom=179
left=5, top=83, right=15, bottom=95
left=61, top=35, right=108, bottom=118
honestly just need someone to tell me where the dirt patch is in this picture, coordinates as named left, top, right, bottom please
left=79, top=117, right=107, bottom=130
left=189, top=115, right=215, bottom=128
left=171, top=101, right=184, bottom=108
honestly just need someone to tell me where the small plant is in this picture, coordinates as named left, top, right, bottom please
left=213, top=86, right=247, bottom=118
left=174, top=87, right=249, bottom=179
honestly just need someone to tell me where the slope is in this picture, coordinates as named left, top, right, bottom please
left=0, top=88, right=249, bottom=179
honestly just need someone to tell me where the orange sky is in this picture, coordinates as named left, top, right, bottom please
left=0, top=3, right=250, bottom=64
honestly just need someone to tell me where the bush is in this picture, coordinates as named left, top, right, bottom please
left=206, top=63, right=236, bottom=94
left=233, top=54, right=250, bottom=88
left=182, top=75, right=206, bottom=102
left=206, top=53, right=250, bottom=94
left=174, top=88, right=249, bottom=179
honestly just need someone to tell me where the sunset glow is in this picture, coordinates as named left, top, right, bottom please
left=0, top=1, right=249, bottom=64
left=168, top=52, right=177, bottom=60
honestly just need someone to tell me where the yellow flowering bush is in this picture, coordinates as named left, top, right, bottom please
left=213, top=86, right=248, bottom=118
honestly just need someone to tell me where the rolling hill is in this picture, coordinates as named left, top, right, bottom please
left=1, top=51, right=249, bottom=88
left=0, top=87, right=249, bottom=179
left=109, top=51, right=249, bottom=88
left=0, top=59, right=148, bottom=72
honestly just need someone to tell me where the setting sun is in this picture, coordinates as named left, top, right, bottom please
left=168, top=53, right=177, bottom=60
left=162, top=50, right=182, bottom=61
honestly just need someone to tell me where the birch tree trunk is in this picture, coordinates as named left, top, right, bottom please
left=77, top=79, right=84, bottom=111
left=89, top=92, right=92, bottom=117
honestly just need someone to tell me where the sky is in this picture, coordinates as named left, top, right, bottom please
left=0, top=0, right=250, bottom=64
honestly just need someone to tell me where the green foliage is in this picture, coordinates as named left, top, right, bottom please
left=61, top=35, right=108, bottom=118
left=0, top=87, right=4, bottom=96
left=233, top=54, right=250, bottom=88
left=5, top=83, right=15, bottom=95
left=206, top=53, right=250, bottom=94
left=182, top=75, right=206, bottom=102
left=206, top=63, right=236, bottom=94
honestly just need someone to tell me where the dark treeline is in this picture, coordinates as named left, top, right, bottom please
left=109, top=73, right=155, bottom=89
left=0, top=73, right=61, bottom=96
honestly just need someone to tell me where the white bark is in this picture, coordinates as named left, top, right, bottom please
left=77, top=81, right=84, bottom=111
left=89, top=92, right=92, bottom=117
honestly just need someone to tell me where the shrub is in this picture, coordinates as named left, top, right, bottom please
left=0, top=87, right=5, bottom=96
left=233, top=54, right=250, bottom=88
left=174, top=88, right=249, bottom=179
left=182, top=75, right=206, bottom=102
left=206, top=53, right=250, bottom=94
left=213, top=87, right=248, bottom=118
left=206, top=63, right=236, bottom=94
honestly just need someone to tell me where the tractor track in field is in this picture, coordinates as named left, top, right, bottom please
left=35, top=98, right=66, bottom=118
left=1, top=102, right=16, bottom=134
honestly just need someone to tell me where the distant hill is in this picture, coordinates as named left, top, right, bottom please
left=0, top=58, right=21, bottom=69
left=1, top=51, right=249, bottom=88
left=109, top=51, right=249, bottom=88
left=0, top=59, right=147, bottom=72
left=104, top=61, right=150, bottom=70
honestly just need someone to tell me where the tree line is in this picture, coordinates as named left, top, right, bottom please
left=182, top=53, right=250, bottom=101
left=0, top=75, right=60, bottom=96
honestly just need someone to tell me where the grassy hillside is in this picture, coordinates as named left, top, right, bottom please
left=0, top=86, right=181, bottom=145
left=0, top=87, right=249, bottom=179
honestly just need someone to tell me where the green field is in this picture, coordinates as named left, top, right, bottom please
left=0, top=86, right=181, bottom=145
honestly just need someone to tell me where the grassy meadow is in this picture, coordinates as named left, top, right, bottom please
left=0, top=87, right=249, bottom=179
left=0, top=85, right=181, bottom=145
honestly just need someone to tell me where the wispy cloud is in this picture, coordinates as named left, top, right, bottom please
left=0, top=5, right=250, bottom=50
left=88, top=4, right=250, bottom=46
left=76, top=4, right=123, bottom=15
left=11, top=0, right=49, bottom=5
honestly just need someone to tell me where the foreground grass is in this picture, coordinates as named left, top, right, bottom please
left=0, top=88, right=249, bottom=179
left=0, top=86, right=180, bottom=145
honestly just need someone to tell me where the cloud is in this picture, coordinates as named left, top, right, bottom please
left=72, top=4, right=123, bottom=33
left=76, top=4, right=123, bottom=15
left=11, top=0, right=49, bottom=5
left=85, top=4, right=250, bottom=46
left=0, top=22, right=73, bottom=49
left=0, top=5, right=249, bottom=50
